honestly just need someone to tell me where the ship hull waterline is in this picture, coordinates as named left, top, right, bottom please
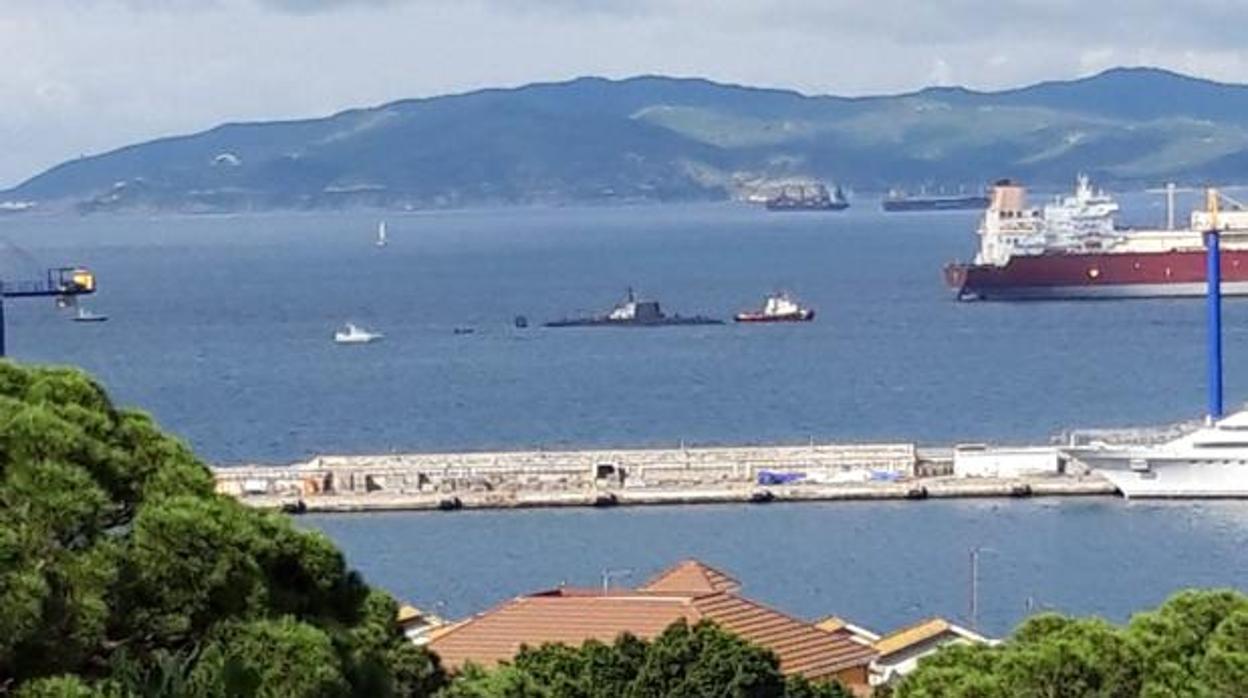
left=734, top=311, right=816, bottom=323
left=543, top=319, right=724, bottom=328
left=1080, top=460, right=1248, bottom=498
left=945, top=249, right=1248, bottom=300
left=765, top=203, right=849, bottom=212
left=883, top=197, right=988, bottom=213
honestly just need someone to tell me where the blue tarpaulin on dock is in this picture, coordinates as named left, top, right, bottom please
left=757, top=470, right=805, bottom=485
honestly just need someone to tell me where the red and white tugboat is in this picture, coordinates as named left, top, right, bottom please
left=734, top=292, right=815, bottom=323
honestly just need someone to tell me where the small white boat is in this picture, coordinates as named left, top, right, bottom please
left=73, top=306, right=108, bottom=323
left=375, top=221, right=388, bottom=247
left=334, top=323, right=382, bottom=344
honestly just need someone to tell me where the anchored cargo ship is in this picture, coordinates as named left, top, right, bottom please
left=545, top=289, right=723, bottom=327
left=882, top=190, right=988, bottom=212
left=765, top=183, right=848, bottom=211
left=945, top=176, right=1248, bottom=300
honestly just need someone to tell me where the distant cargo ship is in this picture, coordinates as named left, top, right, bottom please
left=944, top=176, right=1248, bottom=300
left=882, top=190, right=988, bottom=212
left=764, top=183, right=848, bottom=212
left=545, top=289, right=723, bottom=327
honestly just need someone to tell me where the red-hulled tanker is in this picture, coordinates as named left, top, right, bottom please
left=945, top=177, right=1248, bottom=300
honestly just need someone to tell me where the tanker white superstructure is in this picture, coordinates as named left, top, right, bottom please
left=972, top=175, right=1248, bottom=266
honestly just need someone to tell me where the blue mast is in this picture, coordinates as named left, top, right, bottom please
left=1205, top=189, right=1224, bottom=422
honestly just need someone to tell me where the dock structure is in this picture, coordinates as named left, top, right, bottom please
left=213, top=441, right=1117, bottom=512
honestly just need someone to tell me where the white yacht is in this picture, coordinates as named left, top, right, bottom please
left=334, top=323, right=382, bottom=344
left=376, top=221, right=388, bottom=247
left=1064, top=411, right=1248, bottom=497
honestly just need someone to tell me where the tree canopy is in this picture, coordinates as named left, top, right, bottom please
left=0, top=362, right=444, bottom=697
left=441, top=619, right=852, bottom=698
left=895, top=589, right=1248, bottom=698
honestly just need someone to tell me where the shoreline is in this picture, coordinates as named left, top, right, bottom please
left=245, top=486, right=1123, bottom=519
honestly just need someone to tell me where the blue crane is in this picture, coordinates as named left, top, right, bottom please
left=0, top=266, right=96, bottom=357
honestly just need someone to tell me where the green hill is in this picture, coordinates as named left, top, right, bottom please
left=8, top=67, right=1248, bottom=212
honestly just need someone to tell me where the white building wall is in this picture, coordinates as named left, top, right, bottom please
left=953, top=446, right=1061, bottom=478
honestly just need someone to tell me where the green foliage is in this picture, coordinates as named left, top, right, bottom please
left=443, top=619, right=851, bottom=698
left=781, top=675, right=854, bottom=698
left=190, top=617, right=351, bottom=697
left=896, top=589, right=1248, bottom=698
left=12, top=675, right=103, bottom=698
left=631, top=619, right=788, bottom=698
left=1201, top=610, right=1248, bottom=698
left=0, top=361, right=444, bottom=696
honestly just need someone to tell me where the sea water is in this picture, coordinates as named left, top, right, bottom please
left=0, top=194, right=1238, bottom=464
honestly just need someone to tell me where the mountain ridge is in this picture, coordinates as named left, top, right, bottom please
left=9, top=67, right=1248, bottom=213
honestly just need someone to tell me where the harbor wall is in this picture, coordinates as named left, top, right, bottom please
left=212, top=441, right=1117, bottom=512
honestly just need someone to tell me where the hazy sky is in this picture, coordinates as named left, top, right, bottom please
left=3, top=0, right=1247, bottom=187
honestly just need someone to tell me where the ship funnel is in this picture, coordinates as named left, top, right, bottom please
left=990, top=180, right=1025, bottom=212
left=1205, top=188, right=1224, bottom=422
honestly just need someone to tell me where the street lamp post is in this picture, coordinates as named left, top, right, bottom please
left=601, top=568, right=633, bottom=592
left=968, top=546, right=996, bottom=632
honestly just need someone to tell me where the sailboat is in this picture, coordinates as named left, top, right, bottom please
left=375, top=221, right=388, bottom=247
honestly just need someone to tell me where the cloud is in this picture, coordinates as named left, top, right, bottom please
left=0, top=0, right=1246, bottom=187
left=255, top=0, right=403, bottom=13
left=929, top=58, right=954, bottom=87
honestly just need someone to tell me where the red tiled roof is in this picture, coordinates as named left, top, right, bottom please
left=688, top=592, right=875, bottom=679
left=639, top=559, right=741, bottom=594
left=429, top=562, right=875, bottom=682
left=429, top=591, right=699, bottom=670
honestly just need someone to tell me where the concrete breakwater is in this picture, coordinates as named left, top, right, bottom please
left=213, top=441, right=1118, bottom=512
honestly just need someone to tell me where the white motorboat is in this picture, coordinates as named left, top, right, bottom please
left=376, top=221, right=388, bottom=247
left=73, top=306, right=108, bottom=323
left=334, top=323, right=382, bottom=344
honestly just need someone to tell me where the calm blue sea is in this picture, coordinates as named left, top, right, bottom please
left=1, top=194, right=1244, bottom=635
left=302, top=499, right=1248, bottom=638
left=0, top=193, right=1239, bottom=463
